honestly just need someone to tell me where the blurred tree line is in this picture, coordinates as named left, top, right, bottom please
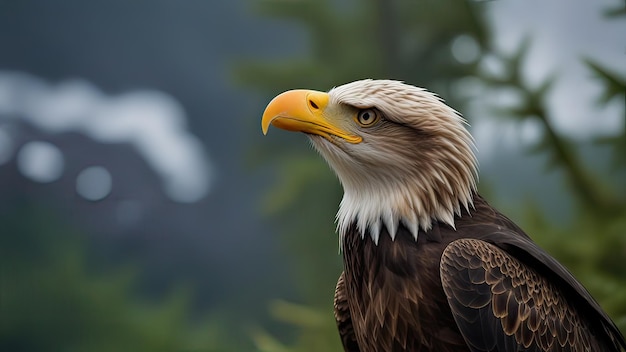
left=0, top=200, right=242, bottom=351
left=240, top=0, right=626, bottom=351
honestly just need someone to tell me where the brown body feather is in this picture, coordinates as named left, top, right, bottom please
left=334, top=194, right=625, bottom=352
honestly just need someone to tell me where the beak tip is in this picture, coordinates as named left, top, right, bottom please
left=261, top=114, right=272, bottom=136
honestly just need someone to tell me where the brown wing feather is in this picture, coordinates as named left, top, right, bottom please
left=441, top=238, right=617, bottom=351
left=334, top=271, right=360, bottom=352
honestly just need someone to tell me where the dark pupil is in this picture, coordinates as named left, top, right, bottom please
left=361, top=112, right=370, bottom=121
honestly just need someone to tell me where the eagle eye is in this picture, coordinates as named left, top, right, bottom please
left=356, top=109, right=380, bottom=127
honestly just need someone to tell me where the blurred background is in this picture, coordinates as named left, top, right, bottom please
left=0, top=0, right=624, bottom=351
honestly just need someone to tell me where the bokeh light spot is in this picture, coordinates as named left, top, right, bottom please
left=76, top=166, right=113, bottom=201
left=17, top=141, right=64, bottom=183
left=451, top=34, right=480, bottom=64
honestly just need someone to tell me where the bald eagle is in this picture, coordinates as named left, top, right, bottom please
left=261, top=79, right=625, bottom=352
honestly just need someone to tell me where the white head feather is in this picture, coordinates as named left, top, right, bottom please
left=307, top=79, right=478, bottom=246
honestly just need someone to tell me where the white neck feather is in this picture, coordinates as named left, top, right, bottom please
left=337, top=182, right=435, bottom=244
left=335, top=169, right=474, bottom=247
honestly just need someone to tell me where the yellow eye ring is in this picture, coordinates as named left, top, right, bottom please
left=355, top=108, right=380, bottom=127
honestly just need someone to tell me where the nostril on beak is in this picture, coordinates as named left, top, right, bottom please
left=309, top=100, right=319, bottom=109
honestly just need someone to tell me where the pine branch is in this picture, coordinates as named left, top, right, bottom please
left=584, top=58, right=626, bottom=170
left=482, top=42, right=620, bottom=214
left=584, top=58, right=626, bottom=104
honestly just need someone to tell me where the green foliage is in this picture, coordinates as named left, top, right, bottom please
left=251, top=300, right=338, bottom=352
left=236, top=0, right=488, bottom=107
left=480, top=39, right=624, bottom=214
left=0, top=203, right=235, bottom=352
left=585, top=58, right=626, bottom=169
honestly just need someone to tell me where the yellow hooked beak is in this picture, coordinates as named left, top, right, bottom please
left=261, top=89, right=362, bottom=144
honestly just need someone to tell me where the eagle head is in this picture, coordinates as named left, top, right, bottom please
left=262, top=79, right=478, bottom=245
